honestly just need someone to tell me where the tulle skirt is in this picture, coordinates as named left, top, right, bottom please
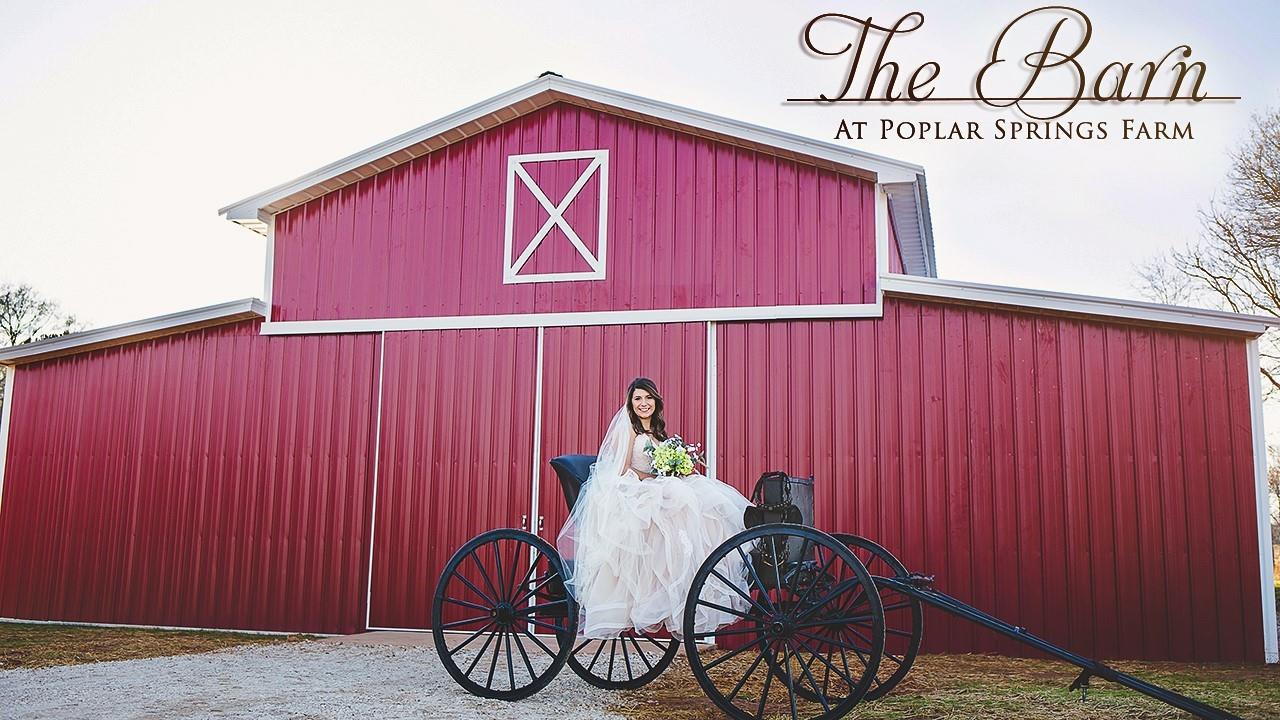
left=556, top=469, right=754, bottom=640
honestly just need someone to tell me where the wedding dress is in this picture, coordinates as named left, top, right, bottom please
left=555, top=406, right=754, bottom=640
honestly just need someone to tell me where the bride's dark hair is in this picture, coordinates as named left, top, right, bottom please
left=625, top=377, right=668, bottom=441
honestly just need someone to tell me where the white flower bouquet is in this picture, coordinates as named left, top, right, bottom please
left=644, top=435, right=704, bottom=477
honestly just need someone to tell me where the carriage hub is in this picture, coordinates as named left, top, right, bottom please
left=491, top=602, right=516, bottom=626
left=768, top=617, right=794, bottom=638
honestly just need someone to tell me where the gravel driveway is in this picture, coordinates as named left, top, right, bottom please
left=0, top=635, right=630, bottom=719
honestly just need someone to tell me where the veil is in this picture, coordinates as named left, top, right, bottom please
left=555, top=404, right=633, bottom=601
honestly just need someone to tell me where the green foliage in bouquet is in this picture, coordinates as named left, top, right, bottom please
left=645, top=435, right=704, bottom=477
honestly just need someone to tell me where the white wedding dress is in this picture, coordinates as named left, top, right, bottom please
left=555, top=406, right=755, bottom=640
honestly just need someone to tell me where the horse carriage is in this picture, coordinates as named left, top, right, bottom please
left=430, top=455, right=1239, bottom=720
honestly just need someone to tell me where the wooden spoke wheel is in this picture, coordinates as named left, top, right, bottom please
left=566, top=627, right=680, bottom=689
left=682, top=524, right=885, bottom=720
left=431, top=529, right=577, bottom=700
left=828, top=534, right=922, bottom=700
left=767, top=534, right=922, bottom=702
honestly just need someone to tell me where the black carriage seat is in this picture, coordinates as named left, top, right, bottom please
left=537, top=454, right=596, bottom=616
left=549, top=454, right=597, bottom=512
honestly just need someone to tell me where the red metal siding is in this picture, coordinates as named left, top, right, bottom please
left=0, top=321, right=381, bottom=634
left=272, top=103, right=877, bottom=322
left=536, top=323, right=708, bottom=546
left=715, top=298, right=1265, bottom=662
left=0, top=299, right=1263, bottom=660
left=368, top=328, right=538, bottom=629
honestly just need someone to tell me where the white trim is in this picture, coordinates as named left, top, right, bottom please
left=1247, top=338, right=1279, bottom=663
left=218, top=75, right=924, bottom=224
left=258, top=303, right=884, bottom=336
left=363, top=331, right=387, bottom=631
left=0, top=365, right=14, bottom=517
left=263, top=217, right=276, bottom=321
left=0, top=298, right=268, bottom=363
left=881, top=274, right=1279, bottom=335
left=875, top=185, right=890, bottom=295
left=508, top=149, right=608, bottom=164
left=503, top=150, right=609, bottom=285
left=0, top=617, right=326, bottom=637
left=529, top=326, right=545, bottom=539
left=501, top=270, right=608, bottom=285
left=705, top=322, right=717, bottom=481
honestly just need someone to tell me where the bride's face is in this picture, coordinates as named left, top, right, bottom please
left=630, top=389, right=656, bottom=420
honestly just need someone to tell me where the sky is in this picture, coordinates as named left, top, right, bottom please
left=1, top=0, right=1278, bottom=328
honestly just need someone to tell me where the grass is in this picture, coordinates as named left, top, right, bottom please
left=0, top=622, right=313, bottom=670
left=608, top=652, right=1280, bottom=720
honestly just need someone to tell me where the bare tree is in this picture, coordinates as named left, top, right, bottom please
left=1132, top=256, right=1203, bottom=307
left=1271, top=447, right=1280, bottom=548
left=0, top=282, right=83, bottom=411
left=1135, top=106, right=1280, bottom=394
left=1215, top=108, right=1280, bottom=258
left=0, top=283, right=80, bottom=346
left=1269, top=449, right=1279, bottom=592
left=1138, top=108, right=1280, bottom=562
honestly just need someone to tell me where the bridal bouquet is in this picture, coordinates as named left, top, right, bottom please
left=646, top=435, right=704, bottom=477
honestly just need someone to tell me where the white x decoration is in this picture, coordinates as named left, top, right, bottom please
left=503, top=149, right=609, bottom=284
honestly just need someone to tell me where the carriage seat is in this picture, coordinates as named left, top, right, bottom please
left=549, top=454, right=597, bottom=512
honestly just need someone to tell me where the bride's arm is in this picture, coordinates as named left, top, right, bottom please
left=632, top=429, right=658, bottom=480
left=629, top=427, right=650, bottom=479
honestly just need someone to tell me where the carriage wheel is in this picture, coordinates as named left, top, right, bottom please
left=566, top=627, right=680, bottom=689
left=829, top=534, right=922, bottom=699
left=766, top=534, right=922, bottom=702
left=682, top=524, right=885, bottom=720
left=431, top=529, right=577, bottom=700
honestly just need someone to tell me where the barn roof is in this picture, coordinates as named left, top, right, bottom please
left=0, top=278, right=1274, bottom=369
left=0, top=298, right=266, bottom=366
left=882, top=275, right=1280, bottom=335
left=218, top=74, right=937, bottom=276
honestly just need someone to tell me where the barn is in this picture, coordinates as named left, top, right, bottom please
left=0, top=75, right=1275, bottom=663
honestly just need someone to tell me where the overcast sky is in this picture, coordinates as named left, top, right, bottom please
left=2, top=0, right=1278, bottom=328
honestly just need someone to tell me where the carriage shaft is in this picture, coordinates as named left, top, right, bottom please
left=877, top=577, right=1242, bottom=720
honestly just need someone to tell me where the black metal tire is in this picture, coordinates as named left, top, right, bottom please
left=431, top=529, right=577, bottom=700
left=566, top=628, right=680, bottom=689
left=682, top=523, right=885, bottom=720
left=829, top=534, right=922, bottom=700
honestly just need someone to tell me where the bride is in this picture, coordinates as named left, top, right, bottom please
left=555, top=377, right=755, bottom=640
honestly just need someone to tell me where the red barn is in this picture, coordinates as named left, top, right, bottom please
left=0, top=75, right=1275, bottom=663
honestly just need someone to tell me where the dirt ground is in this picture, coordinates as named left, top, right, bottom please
left=611, top=651, right=1280, bottom=720
left=2, top=624, right=1277, bottom=719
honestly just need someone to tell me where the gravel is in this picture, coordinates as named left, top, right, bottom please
left=0, top=639, right=631, bottom=719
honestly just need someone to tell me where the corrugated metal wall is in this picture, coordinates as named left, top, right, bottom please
left=716, top=297, right=1265, bottom=662
left=536, top=323, right=708, bottom=548
left=0, top=320, right=381, bottom=634
left=272, top=103, right=877, bottom=322
left=367, top=328, right=538, bottom=629
left=0, top=300, right=1265, bottom=659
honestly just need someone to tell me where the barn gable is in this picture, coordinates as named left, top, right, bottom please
left=219, top=75, right=927, bottom=230
left=219, top=75, right=936, bottom=331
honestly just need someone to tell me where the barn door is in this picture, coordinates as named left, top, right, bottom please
left=534, top=323, right=708, bottom=551
left=367, top=328, right=539, bottom=630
